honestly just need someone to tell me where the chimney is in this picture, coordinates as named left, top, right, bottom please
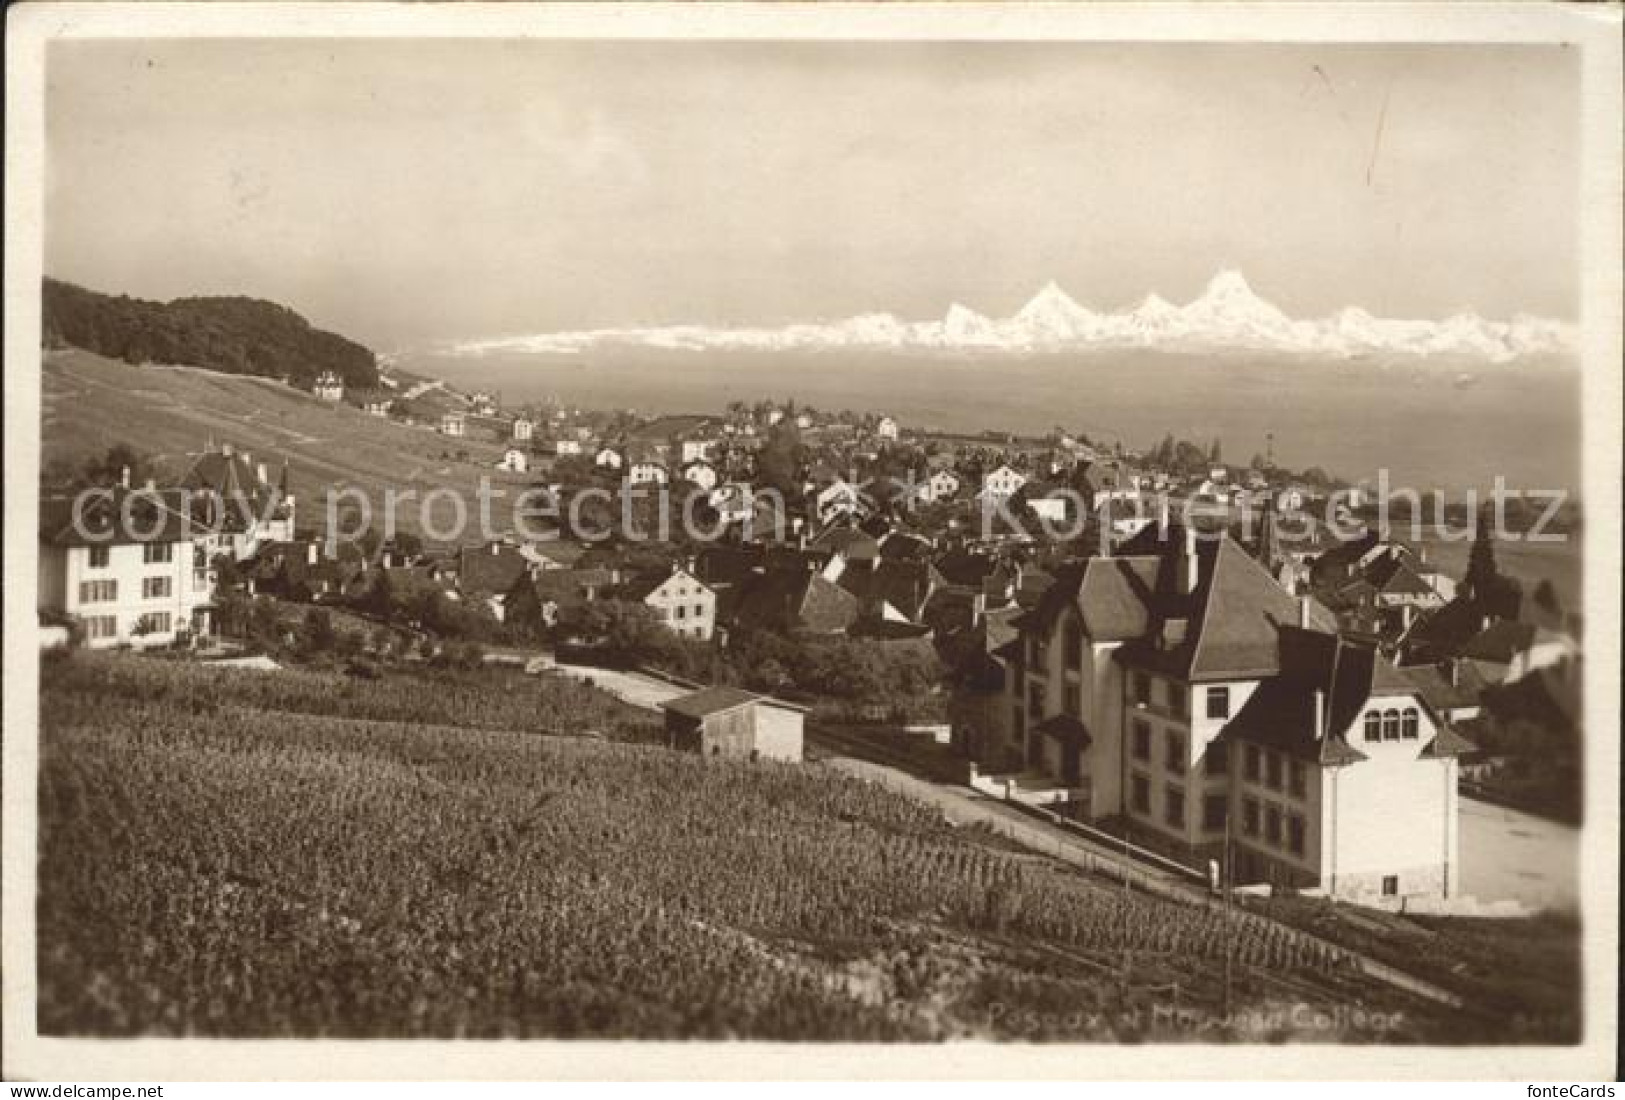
left=242, top=451, right=254, bottom=471
left=1312, top=689, right=1326, bottom=741
left=1178, top=525, right=1199, bottom=595
left=1158, top=493, right=1170, bottom=536
left=1449, top=659, right=1460, bottom=688
left=492, top=541, right=501, bottom=556
left=382, top=549, right=393, bottom=570
left=307, top=542, right=319, bottom=565
left=1298, top=595, right=1311, bottom=630
left=256, top=462, right=269, bottom=485
left=119, top=466, right=131, bottom=489
left=144, top=477, right=156, bottom=490
left=1098, top=503, right=1112, bottom=559
left=222, top=442, right=233, bottom=458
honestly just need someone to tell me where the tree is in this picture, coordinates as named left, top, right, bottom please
left=301, top=607, right=336, bottom=653
left=1463, top=503, right=1499, bottom=600
left=1208, top=438, right=1223, bottom=466
left=756, top=420, right=804, bottom=496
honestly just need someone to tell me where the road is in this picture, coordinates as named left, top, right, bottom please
left=546, top=660, right=688, bottom=711
left=1459, top=796, right=1580, bottom=913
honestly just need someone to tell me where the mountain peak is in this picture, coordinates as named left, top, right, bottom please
left=447, top=269, right=1575, bottom=364
left=1200, top=269, right=1262, bottom=302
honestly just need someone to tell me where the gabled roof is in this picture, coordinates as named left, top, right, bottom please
left=733, top=567, right=858, bottom=634
left=458, top=543, right=532, bottom=596
left=621, top=567, right=707, bottom=603
left=661, top=685, right=762, bottom=720
left=1116, top=536, right=1339, bottom=682
left=40, top=487, right=205, bottom=547
left=1219, top=627, right=1404, bottom=765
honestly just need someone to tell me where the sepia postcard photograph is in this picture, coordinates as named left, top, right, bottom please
left=3, top=1, right=1621, bottom=1084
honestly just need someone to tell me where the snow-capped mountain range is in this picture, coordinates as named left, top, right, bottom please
left=449, top=271, right=1576, bottom=365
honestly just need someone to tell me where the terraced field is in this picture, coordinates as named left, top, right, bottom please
left=38, top=651, right=1467, bottom=1042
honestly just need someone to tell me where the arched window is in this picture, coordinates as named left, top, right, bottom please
left=1382, top=709, right=1401, bottom=741
left=1363, top=712, right=1381, bottom=742
left=1401, top=708, right=1420, bottom=740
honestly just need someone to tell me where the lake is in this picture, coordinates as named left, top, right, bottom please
left=404, top=347, right=1581, bottom=497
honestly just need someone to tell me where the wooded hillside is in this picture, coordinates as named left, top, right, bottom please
left=42, top=277, right=378, bottom=388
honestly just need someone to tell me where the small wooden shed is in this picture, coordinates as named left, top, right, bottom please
left=662, top=686, right=807, bottom=763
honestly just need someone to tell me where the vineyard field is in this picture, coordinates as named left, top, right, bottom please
left=41, top=651, right=1457, bottom=1041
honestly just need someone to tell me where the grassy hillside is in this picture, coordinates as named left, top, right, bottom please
left=42, top=349, right=528, bottom=545
left=41, top=651, right=1461, bottom=1042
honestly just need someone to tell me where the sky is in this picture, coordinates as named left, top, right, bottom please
left=45, top=39, right=1579, bottom=350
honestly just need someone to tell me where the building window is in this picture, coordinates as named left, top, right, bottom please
left=694, top=603, right=705, bottom=617
left=1168, top=683, right=1187, bottom=715
left=1364, top=712, right=1381, bottom=742
left=1131, top=720, right=1151, bottom=762
left=79, top=579, right=118, bottom=604
left=1165, top=731, right=1184, bottom=775
left=1063, top=684, right=1081, bottom=716
left=1265, top=805, right=1282, bottom=846
left=676, top=606, right=687, bottom=620
left=1131, top=773, right=1151, bottom=815
left=1203, top=793, right=1228, bottom=831
left=1206, top=741, right=1229, bottom=776
left=142, top=576, right=173, bottom=600
left=1027, top=682, right=1046, bottom=714
left=1265, top=751, right=1283, bottom=791
left=85, top=615, right=118, bottom=641
left=1242, top=797, right=1260, bottom=837
left=1382, top=709, right=1401, bottom=741
left=1206, top=685, right=1231, bottom=720
left=1133, top=672, right=1151, bottom=706
left=1289, top=760, right=1307, bottom=798
left=88, top=546, right=111, bottom=569
left=143, top=542, right=174, bottom=565
left=1287, top=814, right=1306, bottom=856
left=1381, top=875, right=1400, bottom=897
left=1165, top=785, right=1186, bottom=830
left=137, top=612, right=172, bottom=635
left=1244, top=744, right=1261, bottom=782
left=1401, top=708, right=1420, bottom=740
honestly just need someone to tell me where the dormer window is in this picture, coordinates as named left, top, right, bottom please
left=1401, top=708, right=1419, bottom=740
left=1363, top=712, right=1381, bottom=742
left=1206, top=686, right=1231, bottom=720
left=1382, top=709, right=1401, bottom=741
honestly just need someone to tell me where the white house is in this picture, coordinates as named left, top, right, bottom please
left=814, top=478, right=865, bottom=523
left=681, top=459, right=719, bottom=491
left=993, top=528, right=1468, bottom=902
left=876, top=415, right=900, bottom=441
left=912, top=468, right=961, bottom=506
left=512, top=417, right=535, bottom=442
left=441, top=411, right=467, bottom=437
left=38, top=486, right=216, bottom=648
left=553, top=438, right=584, bottom=457
left=177, top=443, right=296, bottom=562
left=312, top=371, right=344, bottom=403
left=626, top=461, right=668, bottom=487
left=623, top=565, right=716, bottom=640
left=680, top=438, right=717, bottom=464
left=497, top=448, right=529, bottom=474
left=595, top=446, right=625, bottom=471
left=978, top=464, right=1027, bottom=503
left=709, top=482, right=756, bottom=525
left=364, top=398, right=392, bottom=417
